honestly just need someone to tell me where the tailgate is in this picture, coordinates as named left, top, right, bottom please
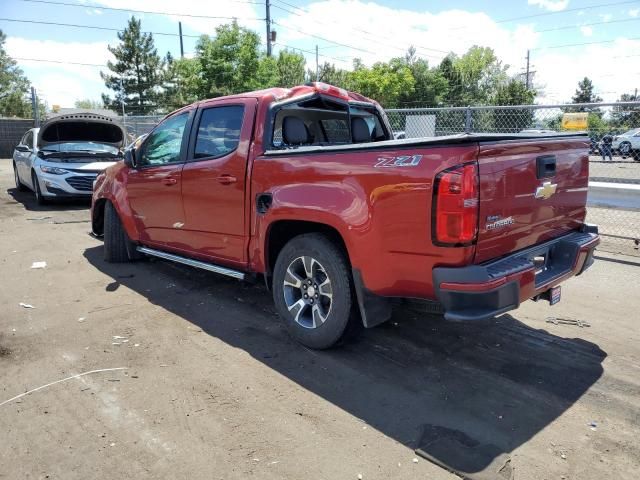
left=475, top=136, right=589, bottom=263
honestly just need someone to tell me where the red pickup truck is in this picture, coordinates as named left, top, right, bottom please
left=91, top=83, right=599, bottom=349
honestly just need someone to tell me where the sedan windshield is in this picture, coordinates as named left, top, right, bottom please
left=41, top=142, right=119, bottom=154
left=621, top=129, right=640, bottom=136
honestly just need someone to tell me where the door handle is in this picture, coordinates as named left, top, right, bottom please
left=217, top=174, right=237, bottom=185
left=163, top=177, right=178, bottom=186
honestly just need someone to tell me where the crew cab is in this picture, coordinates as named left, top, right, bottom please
left=91, top=83, right=599, bottom=349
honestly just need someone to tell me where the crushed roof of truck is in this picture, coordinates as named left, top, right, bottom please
left=196, top=82, right=377, bottom=106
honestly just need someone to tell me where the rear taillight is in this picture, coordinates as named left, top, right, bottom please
left=433, top=163, right=479, bottom=246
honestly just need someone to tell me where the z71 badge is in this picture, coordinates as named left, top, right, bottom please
left=375, top=154, right=423, bottom=168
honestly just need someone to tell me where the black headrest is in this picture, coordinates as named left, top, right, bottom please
left=351, top=117, right=371, bottom=143
left=283, top=116, right=310, bottom=145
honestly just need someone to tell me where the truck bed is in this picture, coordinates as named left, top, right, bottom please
left=263, top=132, right=588, bottom=156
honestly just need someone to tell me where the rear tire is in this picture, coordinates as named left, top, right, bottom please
left=104, top=201, right=140, bottom=263
left=272, top=233, right=357, bottom=349
left=31, top=171, right=48, bottom=205
left=13, top=163, right=26, bottom=191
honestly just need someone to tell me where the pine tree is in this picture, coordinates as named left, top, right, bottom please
left=101, top=17, right=164, bottom=115
left=571, top=77, right=602, bottom=113
left=0, top=30, right=32, bottom=117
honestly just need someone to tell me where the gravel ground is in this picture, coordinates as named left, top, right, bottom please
left=1, top=159, right=639, bottom=480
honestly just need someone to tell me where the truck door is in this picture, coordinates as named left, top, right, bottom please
left=126, top=110, right=192, bottom=247
left=180, top=98, right=257, bottom=266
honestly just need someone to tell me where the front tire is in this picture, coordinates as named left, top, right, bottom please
left=620, top=142, right=632, bottom=159
left=104, top=201, right=140, bottom=263
left=31, top=171, right=48, bottom=205
left=13, top=163, right=26, bottom=191
left=272, top=234, right=356, bottom=349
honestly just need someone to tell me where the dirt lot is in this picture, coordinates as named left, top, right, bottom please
left=1, top=158, right=639, bottom=480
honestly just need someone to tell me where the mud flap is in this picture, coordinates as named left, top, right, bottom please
left=352, top=269, right=392, bottom=328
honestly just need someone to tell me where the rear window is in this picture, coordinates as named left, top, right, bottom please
left=271, top=96, right=387, bottom=149
left=320, top=119, right=350, bottom=143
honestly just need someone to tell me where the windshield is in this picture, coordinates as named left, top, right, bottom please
left=41, top=142, right=119, bottom=154
left=621, top=128, right=640, bottom=136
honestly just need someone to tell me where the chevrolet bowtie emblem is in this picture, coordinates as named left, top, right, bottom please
left=535, top=181, right=557, bottom=199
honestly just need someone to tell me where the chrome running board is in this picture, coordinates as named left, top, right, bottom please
left=137, top=246, right=246, bottom=280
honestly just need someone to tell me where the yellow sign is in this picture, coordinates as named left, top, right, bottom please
left=562, top=112, right=588, bottom=130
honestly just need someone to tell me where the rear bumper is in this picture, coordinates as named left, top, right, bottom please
left=433, top=225, right=600, bottom=322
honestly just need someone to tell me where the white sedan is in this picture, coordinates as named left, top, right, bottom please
left=13, top=113, right=126, bottom=204
left=612, top=128, right=640, bottom=161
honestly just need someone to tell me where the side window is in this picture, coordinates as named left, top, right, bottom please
left=194, top=105, right=244, bottom=159
left=139, top=113, right=189, bottom=167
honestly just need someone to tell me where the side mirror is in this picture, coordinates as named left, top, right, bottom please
left=123, top=147, right=136, bottom=168
left=15, top=145, right=30, bottom=153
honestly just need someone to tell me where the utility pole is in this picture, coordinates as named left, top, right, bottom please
left=178, top=21, right=184, bottom=58
left=119, top=77, right=126, bottom=129
left=525, top=50, right=530, bottom=89
left=30, top=86, right=40, bottom=127
left=315, top=45, right=319, bottom=82
left=265, top=0, right=272, bottom=57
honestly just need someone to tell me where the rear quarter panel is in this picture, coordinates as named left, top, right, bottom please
left=249, top=145, right=478, bottom=299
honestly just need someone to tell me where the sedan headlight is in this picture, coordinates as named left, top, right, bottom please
left=40, top=165, right=69, bottom=175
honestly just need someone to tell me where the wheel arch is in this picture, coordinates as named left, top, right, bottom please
left=265, top=220, right=350, bottom=279
left=92, top=198, right=108, bottom=235
left=91, top=194, right=139, bottom=241
left=264, top=219, right=391, bottom=329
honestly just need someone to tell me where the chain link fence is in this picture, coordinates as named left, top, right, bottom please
left=387, top=102, right=640, bottom=252
left=119, top=115, right=163, bottom=142
left=3, top=103, right=638, bottom=252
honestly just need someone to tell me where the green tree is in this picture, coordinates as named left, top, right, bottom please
left=395, top=47, right=449, bottom=107
left=570, top=77, right=602, bottom=113
left=74, top=98, right=104, bottom=109
left=162, top=55, right=202, bottom=110
left=101, top=17, right=165, bottom=115
left=610, top=91, right=640, bottom=130
left=196, top=21, right=262, bottom=97
left=256, top=55, right=279, bottom=88
left=0, top=30, right=32, bottom=117
left=276, top=50, right=306, bottom=87
left=438, top=46, right=508, bottom=106
left=488, top=78, right=537, bottom=132
left=307, top=62, right=349, bottom=87
left=344, top=58, right=415, bottom=107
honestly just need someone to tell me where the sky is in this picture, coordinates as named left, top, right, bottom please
left=1, top=0, right=639, bottom=108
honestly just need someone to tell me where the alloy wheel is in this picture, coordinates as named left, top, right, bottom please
left=282, top=256, right=333, bottom=329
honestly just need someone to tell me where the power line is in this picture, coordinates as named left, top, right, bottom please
left=14, top=57, right=106, bottom=67
left=0, top=17, right=203, bottom=38
left=17, top=0, right=263, bottom=21
left=272, top=21, right=377, bottom=55
left=494, top=0, right=639, bottom=25
left=535, top=16, right=640, bottom=33
left=270, top=1, right=449, bottom=57
left=532, top=35, right=640, bottom=51
left=272, top=42, right=351, bottom=64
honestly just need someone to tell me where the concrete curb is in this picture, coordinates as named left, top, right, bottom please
left=588, top=182, right=640, bottom=211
